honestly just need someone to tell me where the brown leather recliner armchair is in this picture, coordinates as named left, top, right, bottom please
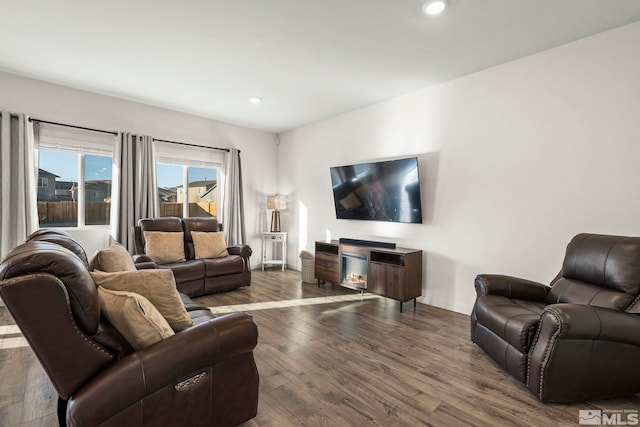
left=0, top=230, right=259, bottom=426
left=471, top=233, right=640, bottom=402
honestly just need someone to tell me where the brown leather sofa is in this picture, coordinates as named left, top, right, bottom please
left=471, top=233, right=640, bottom=402
left=0, top=229, right=259, bottom=426
left=133, top=217, right=252, bottom=297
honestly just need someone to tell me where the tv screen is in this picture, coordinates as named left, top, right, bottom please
left=330, top=157, right=423, bottom=224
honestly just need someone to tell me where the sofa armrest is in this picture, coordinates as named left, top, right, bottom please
left=132, top=254, right=154, bottom=264
left=134, top=261, right=158, bottom=270
left=474, top=274, right=549, bottom=301
left=67, top=312, right=258, bottom=425
left=132, top=254, right=157, bottom=270
left=527, top=304, right=640, bottom=402
left=228, top=244, right=252, bottom=259
left=538, top=303, right=640, bottom=346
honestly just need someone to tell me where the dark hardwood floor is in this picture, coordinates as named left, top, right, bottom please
left=1, top=269, right=639, bottom=426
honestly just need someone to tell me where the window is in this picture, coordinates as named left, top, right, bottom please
left=36, top=124, right=115, bottom=228
left=155, top=141, right=224, bottom=219
left=157, top=164, right=218, bottom=218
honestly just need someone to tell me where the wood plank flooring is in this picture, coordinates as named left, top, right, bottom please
left=1, top=269, right=639, bottom=426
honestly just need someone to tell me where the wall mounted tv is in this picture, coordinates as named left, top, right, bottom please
left=330, top=157, right=423, bottom=224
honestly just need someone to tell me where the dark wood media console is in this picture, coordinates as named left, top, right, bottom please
left=315, top=240, right=423, bottom=312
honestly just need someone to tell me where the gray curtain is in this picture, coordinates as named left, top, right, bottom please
left=0, top=112, right=39, bottom=259
left=110, top=133, right=159, bottom=252
left=223, top=148, right=246, bottom=245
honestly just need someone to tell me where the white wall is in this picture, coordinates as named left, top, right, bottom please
left=278, top=22, right=640, bottom=314
left=0, top=71, right=278, bottom=264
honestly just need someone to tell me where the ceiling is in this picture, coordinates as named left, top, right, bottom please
left=2, top=1, right=640, bottom=134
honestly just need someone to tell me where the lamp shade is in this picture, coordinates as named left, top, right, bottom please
left=266, top=194, right=286, bottom=210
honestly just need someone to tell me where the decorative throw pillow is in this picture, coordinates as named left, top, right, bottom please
left=89, top=242, right=136, bottom=272
left=143, top=231, right=186, bottom=264
left=97, top=287, right=174, bottom=350
left=191, top=231, right=229, bottom=259
left=91, top=269, right=194, bottom=331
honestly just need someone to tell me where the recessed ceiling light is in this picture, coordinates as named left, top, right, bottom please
left=249, top=96, right=262, bottom=104
left=423, top=0, right=447, bottom=16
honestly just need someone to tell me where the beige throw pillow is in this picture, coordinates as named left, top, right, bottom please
left=191, top=231, right=229, bottom=259
left=91, top=269, right=194, bottom=332
left=143, top=231, right=186, bottom=264
left=98, top=287, right=174, bottom=350
left=89, top=243, right=136, bottom=272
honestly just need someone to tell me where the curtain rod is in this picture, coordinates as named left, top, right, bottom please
left=29, top=117, right=118, bottom=136
left=154, top=138, right=231, bottom=153
left=29, top=117, right=235, bottom=153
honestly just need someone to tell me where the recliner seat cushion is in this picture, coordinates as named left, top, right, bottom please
left=203, top=256, right=244, bottom=277
left=158, top=260, right=206, bottom=284
left=474, top=295, right=546, bottom=353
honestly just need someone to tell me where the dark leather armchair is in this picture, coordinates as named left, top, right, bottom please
left=0, top=230, right=259, bottom=426
left=471, top=233, right=640, bottom=402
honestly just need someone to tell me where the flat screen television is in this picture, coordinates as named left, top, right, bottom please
left=330, top=157, right=423, bottom=224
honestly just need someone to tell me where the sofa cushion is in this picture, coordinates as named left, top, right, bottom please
left=143, top=231, right=186, bottom=264
left=561, top=234, right=640, bottom=295
left=474, top=295, right=546, bottom=353
left=90, top=243, right=136, bottom=272
left=192, top=231, right=229, bottom=259
left=97, top=287, right=174, bottom=350
left=547, top=277, right=634, bottom=311
left=203, top=255, right=244, bottom=277
left=159, top=260, right=206, bottom=284
left=91, top=269, right=195, bottom=332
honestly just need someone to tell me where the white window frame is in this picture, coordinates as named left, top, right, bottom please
left=155, top=141, right=224, bottom=219
left=36, top=124, right=115, bottom=229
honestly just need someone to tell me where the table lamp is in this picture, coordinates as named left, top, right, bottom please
left=267, top=194, right=286, bottom=232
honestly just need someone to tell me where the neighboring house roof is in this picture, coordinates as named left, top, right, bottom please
left=38, top=168, right=59, bottom=178
left=201, top=183, right=218, bottom=198
left=158, top=187, right=177, bottom=202
left=86, top=180, right=111, bottom=192
left=176, top=180, right=217, bottom=190
left=56, top=180, right=76, bottom=190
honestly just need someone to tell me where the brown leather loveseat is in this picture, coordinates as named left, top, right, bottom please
left=471, top=233, right=640, bottom=402
left=133, top=217, right=252, bottom=297
left=0, top=229, right=259, bottom=426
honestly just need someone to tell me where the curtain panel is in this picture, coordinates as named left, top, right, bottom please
left=222, top=148, right=246, bottom=246
left=0, top=112, right=39, bottom=259
left=110, top=133, right=159, bottom=252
